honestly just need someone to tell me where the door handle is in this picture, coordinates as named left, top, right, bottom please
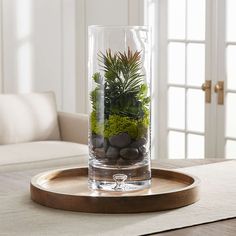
left=214, top=81, right=224, bottom=105
left=201, top=80, right=212, bottom=103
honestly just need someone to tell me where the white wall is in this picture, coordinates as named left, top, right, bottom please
left=0, top=0, right=143, bottom=112
left=1, top=0, right=76, bottom=111
left=76, top=0, right=144, bottom=113
left=0, top=0, right=2, bottom=93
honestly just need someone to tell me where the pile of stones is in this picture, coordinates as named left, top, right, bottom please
left=91, top=132, right=147, bottom=165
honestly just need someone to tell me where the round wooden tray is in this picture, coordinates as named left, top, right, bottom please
left=31, top=167, right=200, bottom=213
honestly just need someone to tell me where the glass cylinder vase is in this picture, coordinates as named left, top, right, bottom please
left=88, top=26, right=151, bottom=191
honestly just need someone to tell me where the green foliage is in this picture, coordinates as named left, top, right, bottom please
left=90, top=111, right=104, bottom=136
left=90, top=73, right=104, bottom=112
left=92, top=72, right=103, bottom=84
left=104, top=115, right=138, bottom=139
left=98, top=48, right=150, bottom=119
left=90, top=48, right=151, bottom=137
left=104, top=114, right=148, bottom=139
left=99, top=48, right=144, bottom=95
left=90, top=112, right=149, bottom=139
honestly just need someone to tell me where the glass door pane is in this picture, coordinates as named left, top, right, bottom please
left=187, top=44, right=205, bottom=86
left=224, top=0, right=236, bottom=158
left=168, top=0, right=186, bottom=39
left=187, top=89, right=205, bottom=132
left=226, top=0, right=236, bottom=42
left=167, top=0, right=206, bottom=159
left=187, top=0, right=205, bottom=40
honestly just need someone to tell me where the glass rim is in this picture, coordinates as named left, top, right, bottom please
left=88, top=25, right=150, bottom=31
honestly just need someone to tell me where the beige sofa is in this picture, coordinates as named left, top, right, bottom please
left=0, top=92, right=88, bottom=167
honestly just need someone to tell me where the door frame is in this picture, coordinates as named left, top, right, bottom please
left=155, top=0, right=225, bottom=159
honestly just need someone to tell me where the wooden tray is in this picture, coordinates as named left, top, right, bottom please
left=31, top=167, right=200, bottom=213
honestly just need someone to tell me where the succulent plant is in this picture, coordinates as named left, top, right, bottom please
left=90, top=48, right=150, bottom=139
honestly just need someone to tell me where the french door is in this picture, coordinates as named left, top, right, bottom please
left=156, top=0, right=236, bottom=159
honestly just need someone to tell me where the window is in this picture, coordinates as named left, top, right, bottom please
left=145, top=0, right=236, bottom=159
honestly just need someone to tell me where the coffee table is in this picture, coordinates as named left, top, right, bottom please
left=0, top=157, right=235, bottom=235
left=151, top=159, right=235, bottom=236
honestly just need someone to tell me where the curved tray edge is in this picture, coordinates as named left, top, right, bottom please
left=30, top=167, right=200, bottom=213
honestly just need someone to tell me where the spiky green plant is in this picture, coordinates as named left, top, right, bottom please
left=90, top=48, right=150, bottom=121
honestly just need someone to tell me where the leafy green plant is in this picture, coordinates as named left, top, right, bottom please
left=90, top=48, right=150, bottom=139
left=90, top=110, right=104, bottom=136
left=104, top=114, right=148, bottom=139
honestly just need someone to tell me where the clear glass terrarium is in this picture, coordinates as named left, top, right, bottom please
left=88, top=25, right=151, bottom=191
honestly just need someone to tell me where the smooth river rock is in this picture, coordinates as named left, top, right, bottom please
left=138, top=146, right=147, bottom=156
left=130, top=137, right=147, bottom=148
left=103, top=139, right=109, bottom=151
left=120, top=148, right=139, bottom=160
left=106, top=146, right=119, bottom=159
left=109, top=133, right=131, bottom=148
left=92, top=135, right=104, bottom=148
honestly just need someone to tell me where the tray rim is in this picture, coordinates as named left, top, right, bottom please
left=31, top=166, right=200, bottom=198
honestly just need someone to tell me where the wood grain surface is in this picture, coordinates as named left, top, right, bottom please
left=31, top=167, right=200, bottom=213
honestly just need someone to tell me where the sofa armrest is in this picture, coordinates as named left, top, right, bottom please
left=58, top=112, right=88, bottom=145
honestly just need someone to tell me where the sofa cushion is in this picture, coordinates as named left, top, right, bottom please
left=0, top=92, right=60, bottom=145
left=0, top=141, right=88, bottom=166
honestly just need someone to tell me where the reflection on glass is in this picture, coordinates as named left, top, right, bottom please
left=187, top=44, right=205, bottom=86
left=168, top=87, right=185, bottom=129
left=168, top=43, right=185, bottom=84
left=187, top=0, right=206, bottom=40
left=226, top=93, right=236, bottom=137
left=187, top=89, right=205, bottom=132
left=227, top=46, right=236, bottom=90
left=168, top=131, right=185, bottom=159
left=168, top=0, right=186, bottom=39
left=188, top=134, right=204, bottom=159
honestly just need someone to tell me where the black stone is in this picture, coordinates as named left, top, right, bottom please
left=130, top=137, right=147, bottom=148
left=139, top=146, right=147, bottom=155
left=103, top=139, right=109, bottom=151
left=92, top=135, right=104, bottom=148
left=106, top=146, right=119, bottom=159
left=120, top=148, right=139, bottom=160
left=138, top=146, right=147, bottom=160
left=109, top=133, right=131, bottom=148
left=140, top=145, right=148, bottom=154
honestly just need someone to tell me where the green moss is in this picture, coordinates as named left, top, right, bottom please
left=90, top=111, right=104, bottom=136
left=103, top=114, right=149, bottom=139
left=137, top=122, right=147, bottom=138
left=104, top=115, right=136, bottom=139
